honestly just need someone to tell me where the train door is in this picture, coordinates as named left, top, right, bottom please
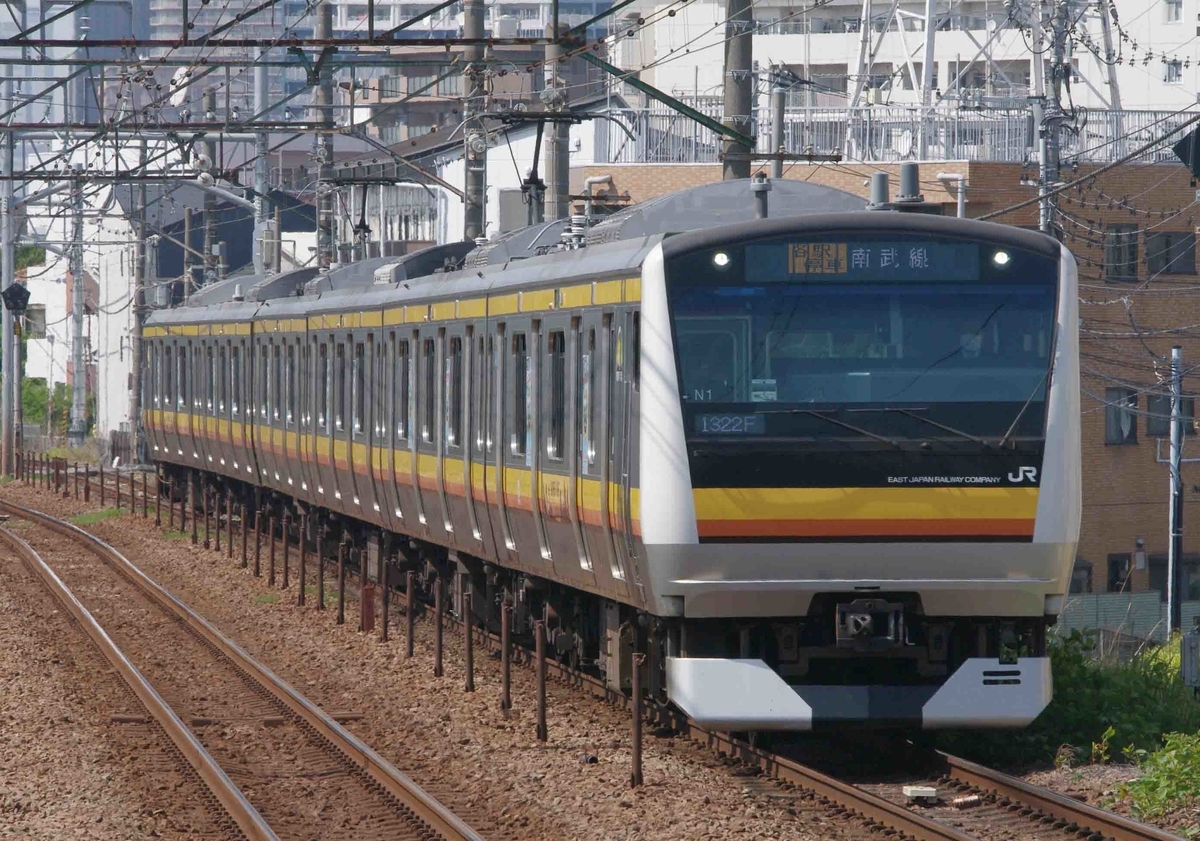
left=607, top=310, right=644, bottom=604
left=441, top=325, right=469, bottom=544
left=186, top=339, right=203, bottom=466
left=370, top=332, right=396, bottom=531
left=232, top=338, right=253, bottom=482
left=330, top=336, right=351, bottom=514
left=463, top=325, right=493, bottom=557
left=169, top=340, right=184, bottom=458
left=297, top=336, right=317, bottom=501
left=501, top=319, right=545, bottom=569
left=538, top=313, right=585, bottom=583
left=280, top=338, right=297, bottom=492
left=349, top=331, right=375, bottom=522
left=487, top=322, right=515, bottom=560
left=567, top=317, right=598, bottom=584
left=214, top=340, right=228, bottom=474
left=414, top=326, right=448, bottom=542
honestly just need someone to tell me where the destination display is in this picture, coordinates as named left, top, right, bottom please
left=745, top=240, right=981, bottom=283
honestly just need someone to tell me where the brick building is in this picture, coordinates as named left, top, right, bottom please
left=570, top=159, right=1200, bottom=599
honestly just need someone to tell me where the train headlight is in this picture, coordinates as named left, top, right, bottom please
left=713, top=251, right=731, bottom=268
left=992, top=250, right=1011, bottom=267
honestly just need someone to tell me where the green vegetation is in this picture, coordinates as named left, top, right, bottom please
left=1120, top=733, right=1200, bottom=827
left=940, top=630, right=1200, bottom=768
left=160, top=530, right=189, bottom=540
left=254, top=592, right=280, bottom=605
left=71, top=508, right=127, bottom=525
left=16, top=245, right=45, bottom=271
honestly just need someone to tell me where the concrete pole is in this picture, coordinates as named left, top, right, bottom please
left=543, top=23, right=570, bottom=221
left=183, top=208, right=193, bottom=301
left=462, top=0, right=486, bottom=240
left=68, top=179, right=86, bottom=445
left=254, top=53, right=270, bottom=275
left=918, top=0, right=937, bottom=158
left=0, top=80, right=13, bottom=476
left=721, top=0, right=753, bottom=181
left=770, top=67, right=785, bottom=179
left=202, top=86, right=217, bottom=285
left=1169, top=346, right=1183, bottom=632
left=128, top=154, right=147, bottom=462
left=315, top=1, right=335, bottom=268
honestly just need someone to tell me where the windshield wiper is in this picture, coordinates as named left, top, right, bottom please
left=845, top=407, right=987, bottom=446
left=998, top=368, right=1053, bottom=449
left=759, top=408, right=901, bottom=448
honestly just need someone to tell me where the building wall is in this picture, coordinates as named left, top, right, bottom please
left=569, top=158, right=1200, bottom=597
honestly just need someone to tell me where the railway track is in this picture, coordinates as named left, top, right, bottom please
left=7, top=479, right=1187, bottom=841
left=0, top=497, right=482, bottom=841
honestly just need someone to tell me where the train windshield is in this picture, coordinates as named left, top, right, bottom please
left=665, top=235, right=1059, bottom=442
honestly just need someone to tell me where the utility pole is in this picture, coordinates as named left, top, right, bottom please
left=254, top=52, right=270, bottom=275
left=1170, top=346, right=1184, bottom=633
left=1036, top=0, right=1068, bottom=236
left=770, top=65, right=786, bottom=179
left=918, top=0, right=937, bottom=158
left=0, top=76, right=13, bottom=476
left=462, top=0, right=487, bottom=240
left=543, top=22, right=570, bottom=221
left=128, top=174, right=147, bottom=462
left=67, top=175, right=86, bottom=445
left=183, top=208, right=193, bottom=301
left=202, top=86, right=217, bottom=284
left=315, top=0, right=335, bottom=268
left=721, top=0, right=753, bottom=180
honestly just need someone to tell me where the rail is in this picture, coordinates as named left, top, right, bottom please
left=0, top=498, right=484, bottom=841
left=0, top=523, right=278, bottom=841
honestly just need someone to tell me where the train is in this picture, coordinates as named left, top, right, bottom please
left=142, top=172, right=1080, bottom=730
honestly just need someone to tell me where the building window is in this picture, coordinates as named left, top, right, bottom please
left=407, top=70, right=437, bottom=93
left=546, top=331, right=565, bottom=460
left=1105, top=387, right=1138, bottom=444
left=1069, top=560, right=1092, bottom=594
left=437, top=73, right=461, bottom=97
left=1167, top=0, right=1183, bottom=22
left=1146, top=231, right=1195, bottom=276
left=379, top=75, right=403, bottom=98
left=1166, top=60, right=1184, bottom=83
left=1146, top=394, right=1196, bottom=437
left=1105, top=225, right=1139, bottom=282
left=1107, top=554, right=1131, bottom=593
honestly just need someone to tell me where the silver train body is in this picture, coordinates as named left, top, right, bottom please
left=143, top=201, right=1079, bottom=730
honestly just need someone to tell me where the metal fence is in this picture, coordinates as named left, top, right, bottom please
left=595, top=104, right=1198, bottom=166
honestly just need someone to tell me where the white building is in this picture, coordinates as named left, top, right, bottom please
left=610, top=0, right=1198, bottom=112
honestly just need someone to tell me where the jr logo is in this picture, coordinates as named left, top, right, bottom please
left=1007, top=466, right=1038, bottom=484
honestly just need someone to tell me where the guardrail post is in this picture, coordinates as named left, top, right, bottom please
left=130, top=471, right=136, bottom=515
left=282, top=515, right=290, bottom=590
left=433, top=574, right=444, bottom=677
left=190, top=476, right=198, bottom=546
left=84, top=464, right=91, bottom=502
left=202, top=486, right=210, bottom=549
left=141, top=472, right=148, bottom=518
left=336, top=539, right=346, bottom=625
left=379, top=552, right=388, bottom=642
left=317, top=529, right=325, bottom=610
left=501, top=603, right=512, bottom=711
left=631, top=652, right=644, bottom=787
left=155, top=474, right=162, bottom=527
left=99, top=461, right=105, bottom=506
left=463, top=588, right=474, bottom=693
left=299, top=514, right=308, bottom=606
left=405, top=570, right=414, bottom=658
left=268, top=515, right=276, bottom=586
left=214, top=489, right=221, bottom=553
left=253, top=510, right=262, bottom=577
left=73, top=462, right=79, bottom=499
left=225, top=494, right=233, bottom=560
left=535, top=620, right=548, bottom=741
left=240, top=504, right=248, bottom=568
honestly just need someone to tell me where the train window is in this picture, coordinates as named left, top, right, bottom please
left=474, top=336, right=486, bottom=452
left=511, top=333, right=528, bottom=457
left=258, top=346, right=268, bottom=420
left=317, top=342, right=329, bottom=429
left=206, top=347, right=214, bottom=413
left=580, top=328, right=596, bottom=473
left=396, top=339, right=410, bottom=441
left=300, top=343, right=311, bottom=430
left=335, top=342, right=346, bottom=431
left=231, top=346, right=240, bottom=417
left=632, top=312, right=640, bottom=390
left=374, top=338, right=386, bottom=440
left=547, top=331, right=565, bottom=461
left=218, top=345, right=227, bottom=415
left=286, top=344, right=296, bottom=427
left=353, top=342, right=365, bottom=434
left=176, top=347, right=185, bottom=409
left=421, top=338, right=436, bottom=443
left=446, top=336, right=463, bottom=448
left=272, top=344, right=282, bottom=421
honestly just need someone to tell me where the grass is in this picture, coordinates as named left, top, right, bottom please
left=160, top=530, right=189, bottom=540
left=254, top=592, right=280, bottom=605
left=0, top=476, right=13, bottom=485
left=71, top=508, right=127, bottom=525
left=940, top=630, right=1200, bottom=768
left=1120, top=732, right=1200, bottom=831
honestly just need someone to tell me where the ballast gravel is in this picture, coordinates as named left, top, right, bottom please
left=1, top=482, right=867, bottom=841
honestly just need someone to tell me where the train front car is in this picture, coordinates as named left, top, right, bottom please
left=639, top=213, right=1079, bottom=730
